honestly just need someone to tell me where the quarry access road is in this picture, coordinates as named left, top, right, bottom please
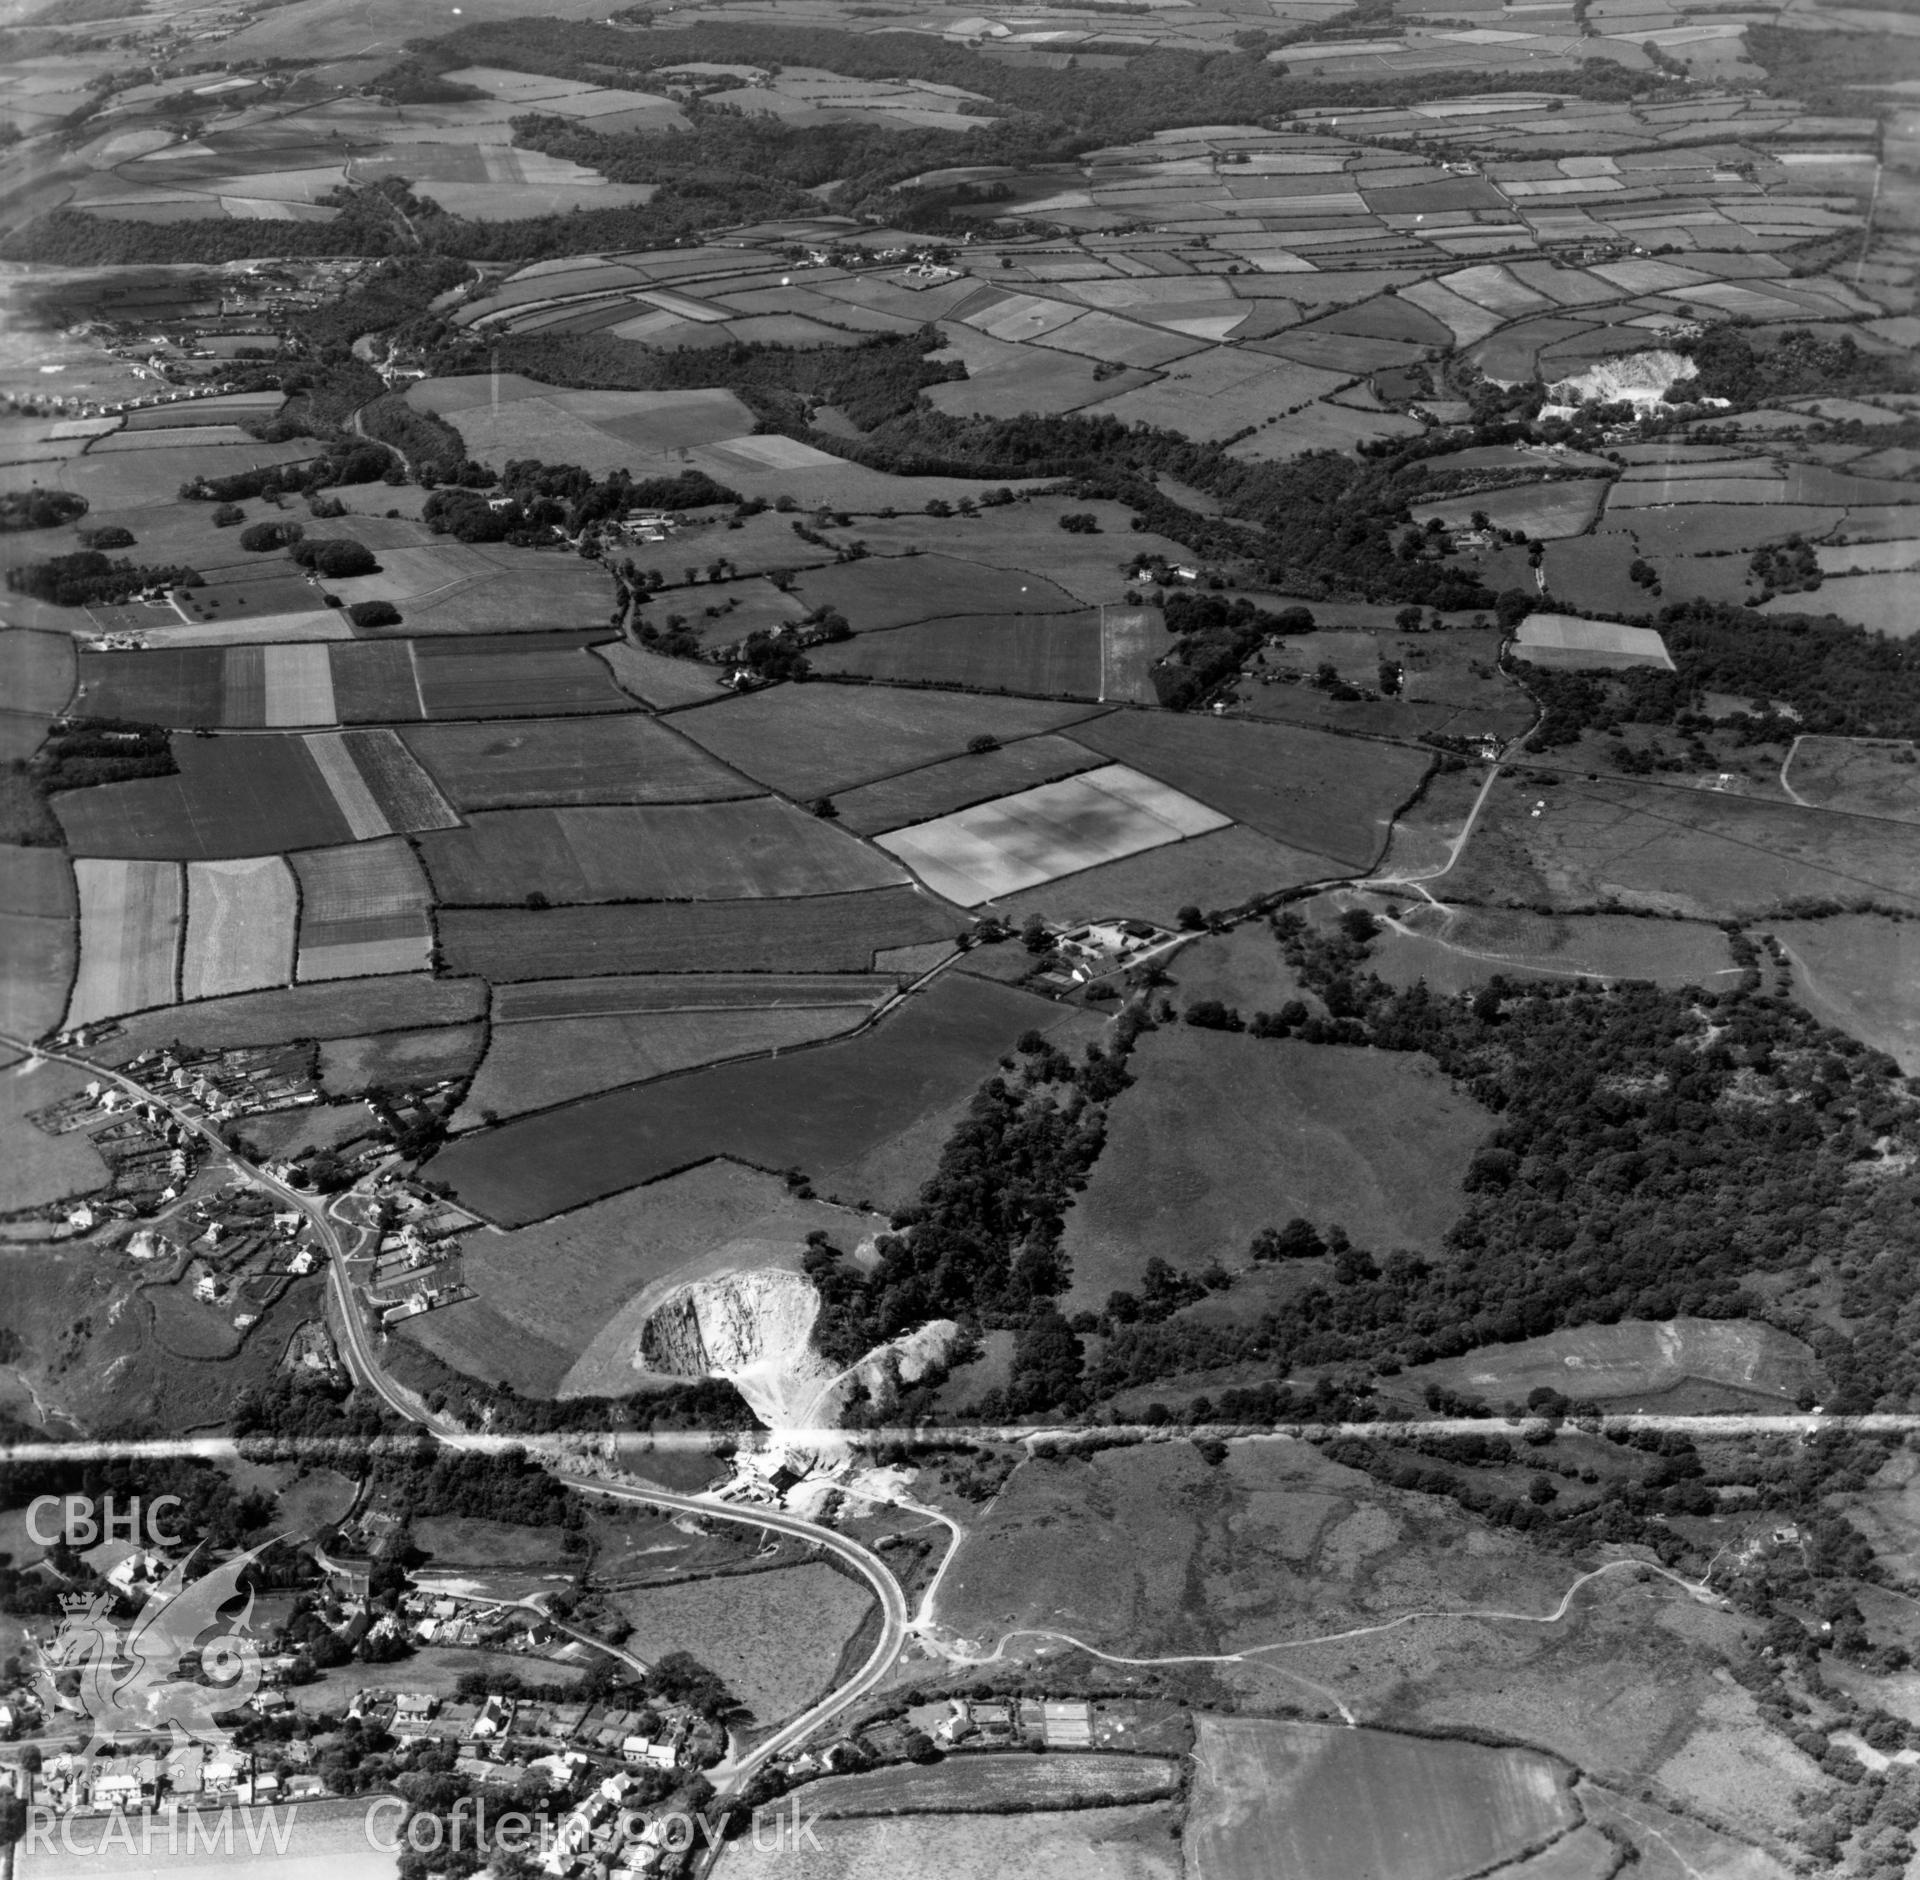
left=318, top=1237, right=910, bottom=1794
left=555, top=1471, right=910, bottom=1792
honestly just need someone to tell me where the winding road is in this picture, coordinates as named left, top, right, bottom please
left=929, top=1556, right=1726, bottom=1728
left=1, top=1028, right=912, bottom=1802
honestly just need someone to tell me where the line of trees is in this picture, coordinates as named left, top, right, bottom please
left=5, top=549, right=200, bottom=606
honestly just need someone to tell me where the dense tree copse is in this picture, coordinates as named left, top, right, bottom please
left=5, top=550, right=199, bottom=607
left=1091, top=916, right=1920, bottom=1410
left=0, top=488, right=86, bottom=531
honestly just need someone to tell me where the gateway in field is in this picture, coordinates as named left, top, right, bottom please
left=875, top=761, right=1231, bottom=906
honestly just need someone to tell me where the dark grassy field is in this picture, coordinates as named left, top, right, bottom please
left=401, top=714, right=760, bottom=809
left=56, top=735, right=353, bottom=861
left=410, top=639, right=633, bottom=718
left=453, top=1004, right=873, bottom=1126
left=832, top=734, right=1108, bottom=835
left=318, top=1023, right=487, bottom=1096
left=332, top=641, right=426, bottom=723
left=1068, top=714, right=1430, bottom=870
left=672, top=683, right=1105, bottom=799
left=416, top=801, right=906, bottom=905
left=101, top=975, right=487, bottom=1058
left=791, top=554, right=1085, bottom=632
left=73, top=647, right=225, bottom=727
left=1060, top=1028, right=1493, bottom=1314
left=427, top=971, right=1083, bottom=1226
left=1, top=630, right=76, bottom=718
left=802, top=1752, right=1181, bottom=1816
left=809, top=610, right=1105, bottom=699
left=989, top=824, right=1333, bottom=928
left=437, top=886, right=960, bottom=980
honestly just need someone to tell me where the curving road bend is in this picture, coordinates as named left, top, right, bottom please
left=1, top=1029, right=909, bottom=1801
left=555, top=1473, right=908, bottom=1790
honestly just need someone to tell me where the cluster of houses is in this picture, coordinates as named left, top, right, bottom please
left=29, top=1748, right=328, bottom=1818
left=1029, top=919, right=1170, bottom=994
left=365, top=1685, right=704, bottom=1780
left=367, top=1192, right=477, bottom=1326
left=30, top=1080, right=200, bottom=1222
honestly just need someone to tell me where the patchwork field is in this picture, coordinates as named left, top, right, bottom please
left=302, top=730, right=461, bottom=839
left=292, top=838, right=434, bottom=981
left=66, top=857, right=182, bottom=1028
left=56, top=736, right=350, bottom=861
left=401, top=715, right=759, bottom=808
left=877, top=763, right=1231, bottom=907
left=417, top=801, right=907, bottom=905
left=672, top=685, right=1105, bottom=800
left=406, top=382, right=753, bottom=476
left=53, top=729, right=452, bottom=863
left=180, top=856, right=297, bottom=1002
left=437, top=887, right=959, bottom=981
left=426, top=971, right=1089, bottom=1225
left=80, top=637, right=630, bottom=729
left=1060, top=1027, right=1492, bottom=1313
left=1185, top=1716, right=1576, bottom=1880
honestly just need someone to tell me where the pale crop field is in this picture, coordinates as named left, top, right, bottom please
left=1185, top=1716, right=1575, bottom=1880
left=67, top=858, right=182, bottom=1027
left=877, top=762, right=1229, bottom=905
left=181, top=856, right=296, bottom=1001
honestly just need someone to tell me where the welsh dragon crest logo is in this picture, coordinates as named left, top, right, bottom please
left=34, top=1543, right=272, bottom=1758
